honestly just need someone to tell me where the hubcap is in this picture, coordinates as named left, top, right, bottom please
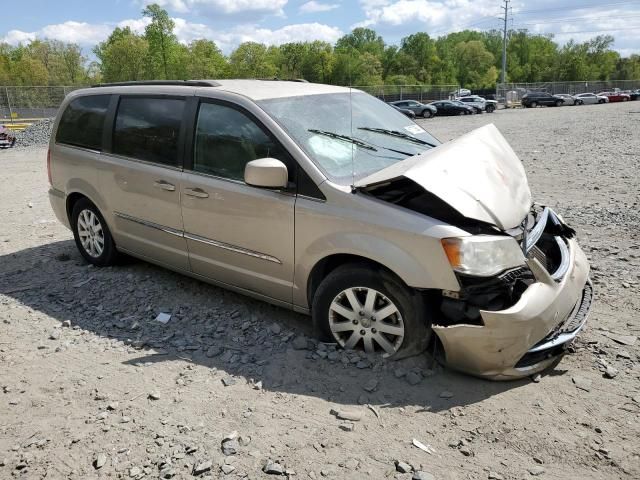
left=77, top=209, right=104, bottom=258
left=328, top=287, right=404, bottom=357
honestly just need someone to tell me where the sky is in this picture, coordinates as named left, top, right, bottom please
left=1, top=0, right=639, bottom=57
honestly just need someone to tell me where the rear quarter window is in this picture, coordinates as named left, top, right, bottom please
left=56, top=95, right=111, bottom=150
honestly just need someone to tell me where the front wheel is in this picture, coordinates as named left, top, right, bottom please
left=530, top=101, right=538, bottom=108
left=576, top=100, right=583, bottom=105
left=555, top=100, right=562, bottom=107
left=312, top=264, right=431, bottom=359
left=422, top=109, right=432, bottom=118
left=598, top=99, right=605, bottom=104
left=485, top=104, right=495, bottom=113
left=623, top=97, right=629, bottom=102
left=71, top=198, right=118, bottom=266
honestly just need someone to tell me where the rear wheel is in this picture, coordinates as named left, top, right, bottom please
left=555, top=100, right=562, bottom=107
left=312, top=264, right=431, bottom=359
left=623, top=97, right=629, bottom=102
left=530, top=101, right=538, bottom=108
left=576, top=100, right=583, bottom=105
left=71, top=198, right=118, bottom=266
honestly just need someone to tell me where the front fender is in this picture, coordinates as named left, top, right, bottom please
left=293, top=231, right=459, bottom=309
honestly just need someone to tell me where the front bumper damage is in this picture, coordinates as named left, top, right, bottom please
left=433, top=208, right=592, bottom=380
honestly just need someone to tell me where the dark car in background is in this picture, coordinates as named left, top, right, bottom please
left=390, top=104, right=416, bottom=119
left=522, top=92, right=565, bottom=108
left=429, top=100, right=474, bottom=116
left=389, top=100, right=437, bottom=118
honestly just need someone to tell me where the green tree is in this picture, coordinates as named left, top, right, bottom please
left=229, top=42, right=277, bottom=78
left=187, top=39, right=228, bottom=79
left=454, top=40, right=497, bottom=88
left=399, top=33, right=439, bottom=83
left=300, top=41, right=335, bottom=83
left=335, top=28, right=385, bottom=57
left=142, top=3, right=178, bottom=79
left=94, top=27, right=149, bottom=82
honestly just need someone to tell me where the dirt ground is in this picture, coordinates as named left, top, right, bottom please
left=1, top=102, right=639, bottom=480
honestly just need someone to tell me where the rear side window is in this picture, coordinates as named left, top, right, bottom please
left=113, top=97, right=185, bottom=167
left=56, top=95, right=110, bottom=150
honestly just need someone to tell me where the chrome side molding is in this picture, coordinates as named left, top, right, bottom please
left=114, top=211, right=281, bottom=264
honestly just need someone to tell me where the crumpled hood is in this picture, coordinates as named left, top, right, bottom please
left=355, top=124, right=532, bottom=230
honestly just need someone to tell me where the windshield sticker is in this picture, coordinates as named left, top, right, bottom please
left=404, top=125, right=425, bottom=135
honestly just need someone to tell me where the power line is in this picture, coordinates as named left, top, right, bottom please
left=539, top=25, right=640, bottom=34
left=516, top=13, right=640, bottom=25
left=514, top=0, right=640, bottom=16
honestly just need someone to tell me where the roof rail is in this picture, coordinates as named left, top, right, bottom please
left=91, top=80, right=221, bottom=88
left=257, top=77, right=309, bottom=83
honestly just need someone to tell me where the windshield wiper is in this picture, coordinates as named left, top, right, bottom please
left=308, top=129, right=377, bottom=151
left=357, top=127, right=437, bottom=148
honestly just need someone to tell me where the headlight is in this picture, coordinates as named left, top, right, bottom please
left=441, top=236, right=526, bottom=277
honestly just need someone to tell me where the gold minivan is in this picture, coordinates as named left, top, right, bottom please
left=48, top=80, right=592, bottom=379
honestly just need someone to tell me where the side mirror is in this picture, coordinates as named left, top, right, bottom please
left=244, top=158, right=288, bottom=189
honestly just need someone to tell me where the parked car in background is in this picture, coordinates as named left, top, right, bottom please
left=429, top=100, right=475, bottom=116
left=457, top=95, right=497, bottom=113
left=48, top=79, right=592, bottom=380
left=572, top=93, right=608, bottom=105
left=554, top=94, right=578, bottom=106
left=597, top=91, right=630, bottom=102
left=390, top=104, right=416, bottom=119
left=389, top=100, right=437, bottom=118
left=521, top=92, right=565, bottom=107
left=628, top=89, right=640, bottom=100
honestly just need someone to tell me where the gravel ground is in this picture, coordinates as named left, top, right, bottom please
left=13, top=118, right=54, bottom=148
left=1, top=102, right=639, bottom=480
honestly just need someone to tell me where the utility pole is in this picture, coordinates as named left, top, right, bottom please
left=500, top=0, right=510, bottom=84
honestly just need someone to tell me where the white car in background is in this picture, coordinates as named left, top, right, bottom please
left=554, top=94, right=578, bottom=106
left=572, top=93, right=608, bottom=105
left=456, top=95, right=498, bottom=113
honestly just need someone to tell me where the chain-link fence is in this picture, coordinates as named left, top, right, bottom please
left=354, top=84, right=461, bottom=103
left=0, top=86, right=86, bottom=121
left=497, top=80, right=640, bottom=106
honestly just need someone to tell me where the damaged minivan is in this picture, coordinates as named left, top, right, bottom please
left=48, top=80, right=592, bottom=379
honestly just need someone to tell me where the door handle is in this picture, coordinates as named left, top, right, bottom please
left=184, top=187, right=209, bottom=198
left=154, top=180, right=176, bottom=191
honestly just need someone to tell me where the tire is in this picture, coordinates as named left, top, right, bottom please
left=421, top=109, right=432, bottom=118
left=485, top=104, right=495, bottom=113
left=598, top=99, right=605, bottom=104
left=530, top=101, right=538, bottom=108
left=623, top=97, right=629, bottom=102
left=458, top=111, right=465, bottom=116
left=312, top=263, right=431, bottom=360
left=576, top=100, right=583, bottom=105
left=71, top=198, right=118, bottom=267
left=555, top=100, right=562, bottom=107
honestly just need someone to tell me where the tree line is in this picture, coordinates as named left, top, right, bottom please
left=1, top=3, right=639, bottom=90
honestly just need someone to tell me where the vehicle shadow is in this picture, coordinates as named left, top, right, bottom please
left=0, top=240, right=539, bottom=412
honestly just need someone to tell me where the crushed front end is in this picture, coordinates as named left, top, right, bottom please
left=433, top=206, right=593, bottom=380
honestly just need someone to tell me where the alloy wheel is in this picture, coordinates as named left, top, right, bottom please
left=77, top=209, right=105, bottom=258
left=328, top=286, right=404, bottom=357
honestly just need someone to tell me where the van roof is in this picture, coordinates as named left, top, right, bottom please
left=89, top=79, right=352, bottom=101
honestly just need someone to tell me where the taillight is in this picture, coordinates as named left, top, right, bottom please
left=47, top=148, right=52, bottom=185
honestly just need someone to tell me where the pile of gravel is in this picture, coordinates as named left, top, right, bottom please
left=15, top=118, right=54, bottom=148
